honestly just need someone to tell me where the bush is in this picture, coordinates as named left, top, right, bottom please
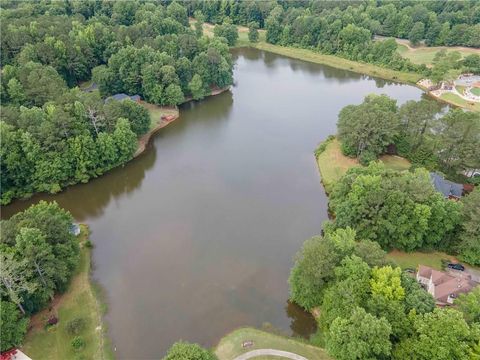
left=340, top=141, right=356, bottom=157
left=66, top=318, right=86, bottom=335
left=84, top=240, right=93, bottom=248
left=71, top=336, right=85, bottom=352
left=359, top=150, right=377, bottom=165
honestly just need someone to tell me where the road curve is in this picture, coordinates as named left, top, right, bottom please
left=233, top=349, right=308, bottom=360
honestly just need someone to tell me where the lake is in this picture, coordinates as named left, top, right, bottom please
left=2, top=48, right=432, bottom=358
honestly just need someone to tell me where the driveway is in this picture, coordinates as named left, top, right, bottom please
left=233, top=349, right=308, bottom=360
left=466, top=266, right=480, bottom=283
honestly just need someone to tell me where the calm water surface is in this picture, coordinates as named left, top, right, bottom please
left=3, top=48, right=431, bottom=358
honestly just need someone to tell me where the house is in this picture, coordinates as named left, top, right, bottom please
left=417, top=265, right=477, bottom=306
left=430, top=172, right=464, bottom=200
left=105, top=93, right=141, bottom=103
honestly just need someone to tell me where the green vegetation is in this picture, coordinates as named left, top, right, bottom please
left=439, top=92, right=480, bottom=112
left=215, top=327, right=330, bottom=360
left=386, top=250, right=452, bottom=271
left=163, top=341, right=216, bottom=360
left=457, top=188, right=480, bottom=266
left=1, top=1, right=235, bottom=205
left=471, top=88, right=480, bottom=96
left=315, top=138, right=410, bottom=194
left=338, top=94, right=399, bottom=164
left=330, top=163, right=461, bottom=251
left=289, top=226, right=479, bottom=360
left=396, top=44, right=480, bottom=66
left=21, top=225, right=112, bottom=360
left=254, top=43, right=421, bottom=84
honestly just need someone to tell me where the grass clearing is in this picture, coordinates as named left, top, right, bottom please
left=21, top=225, right=112, bottom=360
left=439, top=92, right=480, bottom=112
left=316, top=138, right=411, bottom=193
left=140, top=101, right=178, bottom=131
left=387, top=250, right=456, bottom=271
left=387, top=36, right=480, bottom=66
left=316, top=138, right=360, bottom=193
left=215, top=327, right=330, bottom=360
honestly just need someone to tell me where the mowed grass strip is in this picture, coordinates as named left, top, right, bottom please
left=316, top=138, right=411, bottom=193
left=215, top=327, right=330, bottom=360
left=22, top=225, right=112, bottom=360
left=254, top=42, right=421, bottom=84
left=439, top=92, right=480, bottom=112
left=387, top=250, right=456, bottom=271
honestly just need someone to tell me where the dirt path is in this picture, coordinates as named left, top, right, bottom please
left=233, top=349, right=308, bottom=360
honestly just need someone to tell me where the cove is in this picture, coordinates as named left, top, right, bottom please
left=2, top=48, right=433, bottom=358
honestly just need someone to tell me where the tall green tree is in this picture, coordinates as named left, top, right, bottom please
left=327, top=307, right=392, bottom=360
left=457, top=188, right=480, bottom=265
left=337, top=94, right=399, bottom=164
left=163, top=341, right=217, bottom=360
left=0, top=301, right=29, bottom=351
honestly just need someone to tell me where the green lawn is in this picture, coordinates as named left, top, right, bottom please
left=22, top=226, right=112, bottom=360
left=316, top=138, right=411, bottom=193
left=439, top=92, right=480, bottom=112
left=387, top=250, right=456, bottom=271
left=395, top=43, right=480, bottom=66
left=140, top=102, right=178, bottom=131
left=215, top=327, right=330, bottom=360
left=471, top=87, right=480, bottom=96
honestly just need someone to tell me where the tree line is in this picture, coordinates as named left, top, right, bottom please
left=289, top=227, right=480, bottom=360
left=337, top=94, right=480, bottom=179
left=1, top=202, right=80, bottom=351
left=188, top=0, right=480, bottom=49
left=190, top=0, right=480, bottom=81
left=0, top=1, right=234, bottom=204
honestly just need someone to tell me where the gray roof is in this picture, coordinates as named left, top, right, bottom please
left=430, top=172, right=463, bottom=198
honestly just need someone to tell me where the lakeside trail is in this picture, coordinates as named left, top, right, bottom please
left=233, top=349, right=308, bottom=360
left=134, top=87, right=230, bottom=158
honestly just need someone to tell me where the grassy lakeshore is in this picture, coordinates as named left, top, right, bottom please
left=215, top=327, right=330, bottom=360
left=315, top=137, right=411, bottom=193
left=21, top=225, right=112, bottom=360
left=253, top=42, right=422, bottom=84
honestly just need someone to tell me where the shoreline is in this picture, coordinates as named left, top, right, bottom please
left=135, top=86, right=230, bottom=158
left=21, top=225, right=113, bottom=359
left=243, top=42, right=479, bottom=112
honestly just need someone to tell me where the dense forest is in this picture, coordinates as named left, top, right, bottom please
left=0, top=202, right=79, bottom=351
left=191, top=0, right=480, bottom=80
left=0, top=0, right=234, bottom=204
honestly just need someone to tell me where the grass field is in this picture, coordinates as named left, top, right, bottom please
left=439, top=92, right=480, bottom=112
left=22, top=225, right=112, bottom=360
left=396, top=43, right=480, bottom=66
left=215, top=327, right=330, bottom=360
left=387, top=250, right=456, bottom=270
left=471, top=87, right=480, bottom=96
left=316, top=138, right=411, bottom=193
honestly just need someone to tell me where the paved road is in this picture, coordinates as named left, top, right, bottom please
left=233, top=349, right=308, bottom=360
